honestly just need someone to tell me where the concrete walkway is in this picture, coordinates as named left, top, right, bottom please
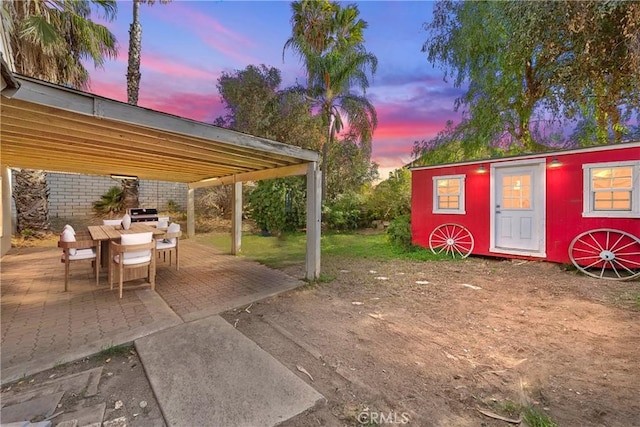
left=136, top=316, right=324, bottom=427
left=1, top=240, right=305, bottom=384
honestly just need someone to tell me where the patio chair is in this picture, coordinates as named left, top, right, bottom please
left=109, top=232, right=156, bottom=298
left=156, top=222, right=181, bottom=270
left=58, top=225, right=100, bottom=291
left=103, top=218, right=122, bottom=226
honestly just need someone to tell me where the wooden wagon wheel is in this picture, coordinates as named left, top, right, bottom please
left=429, top=223, right=474, bottom=259
left=569, top=228, right=640, bottom=281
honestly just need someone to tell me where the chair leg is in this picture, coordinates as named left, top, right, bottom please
left=119, top=262, right=124, bottom=299
left=64, top=256, right=70, bottom=292
left=150, top=249, right=156, bottom=291
left=95, top=244, right=101, bottom=286
left=175, top=245, right=179, bottom=271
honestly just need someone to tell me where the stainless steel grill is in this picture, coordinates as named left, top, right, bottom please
left=128, top=208, right=159, bottom=223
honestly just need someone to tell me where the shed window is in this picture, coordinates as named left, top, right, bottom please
left=583, top=161, right=640, bottom=218
left=433, top=175, right=465, bottom=214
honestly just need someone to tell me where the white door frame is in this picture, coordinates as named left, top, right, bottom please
left=489, top=159, right=547, bottom=258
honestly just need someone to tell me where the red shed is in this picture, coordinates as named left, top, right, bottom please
left=410, top=141, right=640, bottom=280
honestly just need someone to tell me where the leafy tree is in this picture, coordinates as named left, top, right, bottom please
left=559, top=1, right=640, bottom=144
left=215, top=65, right=323, bottom=150
left=247, top=177, right=307, bottom=234
left=366, top=168, right=411, bottom=222
left=325, top=131, right=378, bottom=202
left=323, top=190, right=366, bottom=231
left=424, top=1, right=566, bottom=153
left=214, top=64, right=379, bottom=231
left=284, top=0, right=378, bottom=199
left=423, top=0, right=639, bottom=150
left=411, top=120, right=503, bottom=166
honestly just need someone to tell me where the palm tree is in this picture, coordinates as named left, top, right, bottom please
left=309, top=49, right=377, bottom=199
left=127, top=0, right=171, bottom=105
left=6, top=0, right=117, bottom=89
left=284, top=0, right=377, bottom=200
left=125, top=0, right=170, bottom=210
left=5, top=0, right=118, bottom=232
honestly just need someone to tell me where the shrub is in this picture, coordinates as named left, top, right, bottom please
left=247, top=177, right=306, bottom=234
left=93, top=186, right=124, bottom=217
left=365, top=168, right=411, bottom=222
left=386, top=214, right=412, bottom=249
left=323, top=191, right=365, bottom=231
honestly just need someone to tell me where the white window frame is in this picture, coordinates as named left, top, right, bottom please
left=432, top=174, right=466, bottom=214
left=582, top=160, right=640, bottom=218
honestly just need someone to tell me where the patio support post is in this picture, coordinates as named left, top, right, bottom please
left=0, top=166, right=12, bottom=256
left=305, top=161, right=321, bottom=281
left=231, top=180, right=242, bottom=255
left=187, top=188, right=195, bottom=238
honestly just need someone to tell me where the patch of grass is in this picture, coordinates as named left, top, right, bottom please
left=97, top=343, right=131, bottom=358
left=486, top=400, right=557, bottom=427
left=522, top=405, right=558, bottom=427
left=196, top=231, right=449, bottom=268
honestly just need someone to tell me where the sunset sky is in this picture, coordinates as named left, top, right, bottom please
left=88, top=1, right=464, bottom=179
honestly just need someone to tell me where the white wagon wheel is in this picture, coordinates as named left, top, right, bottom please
left=429, top=223, right=474, bottom=259
left=569, top=228, right=640, bottom=281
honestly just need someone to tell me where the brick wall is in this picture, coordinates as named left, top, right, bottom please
left=45, top=172, right=188, bottom=218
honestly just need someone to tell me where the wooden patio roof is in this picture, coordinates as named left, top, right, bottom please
left=1, top=74, right=319, bottom=185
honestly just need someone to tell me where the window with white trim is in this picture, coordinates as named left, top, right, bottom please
left=433, top=174, right=465, bottom=214
left=583, top=161, right=640, bottom=218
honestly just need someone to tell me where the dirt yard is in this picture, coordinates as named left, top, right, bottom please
left=222, top=255, right=640, bottom=427
left=4, top=245, right=638, bottom=426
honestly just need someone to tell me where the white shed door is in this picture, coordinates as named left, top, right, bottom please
left=494, top=165, right=542, bottom=252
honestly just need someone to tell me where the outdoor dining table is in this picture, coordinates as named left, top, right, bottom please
left=87, top=223, right=168, bottom=281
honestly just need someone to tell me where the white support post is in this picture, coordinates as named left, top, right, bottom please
left=187, top=188, right=195, bottom=238
left=231, top=180, right=242, bottom=255
left=305, top=162, right=321, bottom=281
left=0, top=166, right=13, bottom=256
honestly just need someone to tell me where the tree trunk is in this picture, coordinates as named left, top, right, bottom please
left=13, top=169, right=50, bottom=234
left=127, top=0, right=142, bottom=105
left=120, top=179, right=139, bottom=211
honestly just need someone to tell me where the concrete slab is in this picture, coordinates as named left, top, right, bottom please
left=135, top=315, right=324, bottom=427
left=53, top=402, right=106, bottom=427
left=0, top=391, right=63, bottom=424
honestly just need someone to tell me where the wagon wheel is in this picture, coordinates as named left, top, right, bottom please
left=429, top=223, right=474, bottom=259
left=569, top=229, right=640, bottom=281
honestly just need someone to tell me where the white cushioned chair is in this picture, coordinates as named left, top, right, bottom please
left=109, top=232, right=156, bottom=298
left=58, top=225, right=100, bottom=291
left=103, top=219, right=123, bottom=226
left=156, top=222, right=181, bottom=270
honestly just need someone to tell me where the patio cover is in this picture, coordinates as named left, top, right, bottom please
left=0, top=70, right=322, bottom=279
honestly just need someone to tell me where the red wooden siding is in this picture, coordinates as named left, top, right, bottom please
left=411, top=144, right=640, bottom=264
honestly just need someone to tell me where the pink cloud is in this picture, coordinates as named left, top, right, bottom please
left=158, top=3, right=254, bottom=47
left=149, top=3, right=259, bottom=65
left=140, top=91, right=224, bottom=124
left=89, top=79, right=127, bottom=102
left=200, top=34, right=259, bottom=66
left=141, top=53, right=218, bottom=81
left=375, top=120, right=445, bottom=139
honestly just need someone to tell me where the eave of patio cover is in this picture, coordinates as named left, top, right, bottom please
left=0, top=75, right=319, bottom=184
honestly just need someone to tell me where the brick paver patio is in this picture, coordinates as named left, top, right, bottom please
left=1, top=239, right=303, bottom=383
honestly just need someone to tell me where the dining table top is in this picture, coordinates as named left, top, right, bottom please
left=88, top=223, right=168, bottom=241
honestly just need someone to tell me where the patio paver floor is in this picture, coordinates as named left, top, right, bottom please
left=1, top=239, right=304, bottom=383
